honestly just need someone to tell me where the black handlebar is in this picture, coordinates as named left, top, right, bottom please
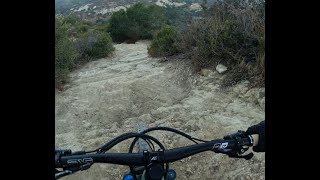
left=56, top=137, right=253, bottom=168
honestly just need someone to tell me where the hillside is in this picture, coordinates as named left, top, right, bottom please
left=55, top=0, right=215, bottom=21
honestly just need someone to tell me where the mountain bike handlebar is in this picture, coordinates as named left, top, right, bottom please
left=55, top=128, right=255, bottom=179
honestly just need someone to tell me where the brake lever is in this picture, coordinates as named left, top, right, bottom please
left=55, top=162, right=93, bottom=180
left=213, top=148, right=254, bottom=160
left=227, top=150, right=254, bottom=160
left=213, top=130, right=254, bottom=160
left=55, top=169, right=73, bottom=179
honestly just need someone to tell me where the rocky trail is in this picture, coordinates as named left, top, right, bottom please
left=55, top=41, right=265, bottom=180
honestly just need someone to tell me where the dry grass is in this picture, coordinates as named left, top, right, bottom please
left=175, top=0, right=265, bottom=87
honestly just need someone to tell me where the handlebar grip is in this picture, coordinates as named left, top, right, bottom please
left=55, top=149, right=72, bottom=168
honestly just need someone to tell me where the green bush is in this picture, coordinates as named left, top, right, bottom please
left=55, top=38, right=78, bottom=78
left=55, top=15, right=114, bottom=89
left=88, top=32, right=114, bottom=58
left=148, top=26, right=178, bottom=57
left=108, top=10, right=130, bottom=42
left=94, top=22, right=110, bottom=33
left=55, top=16, right=79, bottom=86
left=108, top=3, right=166, bottom=43
left=74, top=31, right=114, bottom=61
left=143, top=4, right=166, bottom=38
left=63, top=14, right=81, bottom=25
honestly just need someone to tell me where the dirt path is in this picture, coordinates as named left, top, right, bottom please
left=55, top=41, right=265, bottom=180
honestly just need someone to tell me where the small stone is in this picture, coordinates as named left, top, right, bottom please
left=216, top=64, right=228, bottom=74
